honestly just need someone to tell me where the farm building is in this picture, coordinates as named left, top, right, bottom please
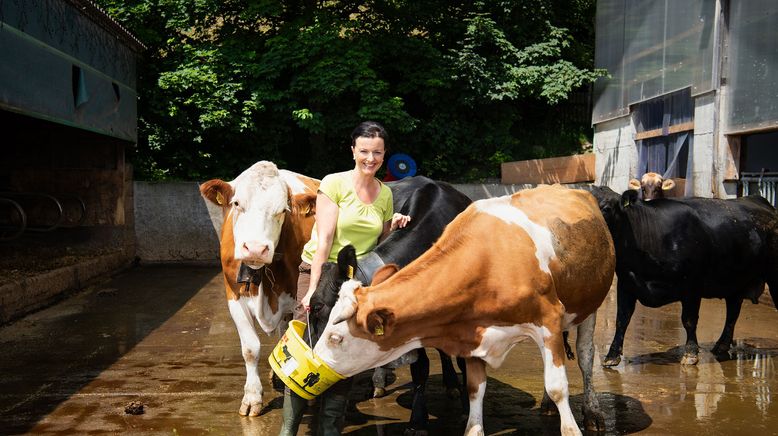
left=592, top=0, right=778, bottom=202
left=0, top=0, right=143, bottom=322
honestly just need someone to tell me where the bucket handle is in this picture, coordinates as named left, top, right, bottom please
left=305, top=311, right=314, bottom=348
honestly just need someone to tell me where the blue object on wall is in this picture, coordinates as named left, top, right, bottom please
left=387, top=153, right=417, bottom=179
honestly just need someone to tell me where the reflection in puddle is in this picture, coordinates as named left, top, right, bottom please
left=692, top=360, right=725, bottom=420
left=732, top=341, right=776, bottom=415
left=687, top=341, right=777, bottom=420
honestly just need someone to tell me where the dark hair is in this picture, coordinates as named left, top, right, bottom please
left=351, top=121, right=388, bottom=149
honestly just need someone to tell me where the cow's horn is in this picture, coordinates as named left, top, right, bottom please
left=332, top=302, right=356, bottom=325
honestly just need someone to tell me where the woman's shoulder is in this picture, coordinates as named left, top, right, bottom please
left=321, top=171, right=350, bottom=186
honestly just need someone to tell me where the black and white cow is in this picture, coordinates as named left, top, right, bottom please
left=309, top=176, right=473, bottom=434
left=586, top=186, right=778, bottom=366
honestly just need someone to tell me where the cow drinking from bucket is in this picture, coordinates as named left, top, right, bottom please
left=310, top=176, right=472, bottom=434
left=586, top=186, right=778, bottom=366
left=200, top=161, right=319, bottom=416
left=313, top=185, right=616, bottom=436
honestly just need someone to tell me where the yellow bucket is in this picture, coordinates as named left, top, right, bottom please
left=268, top=320, right=345, bottom=399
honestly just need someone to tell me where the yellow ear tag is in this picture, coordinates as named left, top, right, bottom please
left=374, top=325, right=384, bottom=336
left=216, top=191, right=225, bottom=205
left=347, top=265, right=354, bottom=279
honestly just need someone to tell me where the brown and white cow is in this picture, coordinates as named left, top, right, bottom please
left=313, top=185, right=615, bottom=436
left=200, top=161, right=318, bottom=416
left=629, top=172, right=675, bottom=200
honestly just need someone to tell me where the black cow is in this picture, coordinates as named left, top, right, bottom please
left=308, top=176, right=472, bottom=435
left=586, top=186, right=778, bottom=366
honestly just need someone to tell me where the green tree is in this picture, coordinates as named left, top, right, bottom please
left=96, top=0, right=603, bottom=182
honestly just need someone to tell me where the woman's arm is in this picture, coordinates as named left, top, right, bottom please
left=302, top=192, right=339, bottom=309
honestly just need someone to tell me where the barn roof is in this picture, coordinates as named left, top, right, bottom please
left=65, top=0, right=146, bottom=52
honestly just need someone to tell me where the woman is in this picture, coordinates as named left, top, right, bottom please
left=279, top=121, right=411, bottom=436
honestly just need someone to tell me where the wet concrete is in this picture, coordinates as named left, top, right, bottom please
left=1, top=265, right=777, bottom=435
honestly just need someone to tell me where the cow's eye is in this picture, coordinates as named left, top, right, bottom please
left=328, top=333, right=343, bottom=345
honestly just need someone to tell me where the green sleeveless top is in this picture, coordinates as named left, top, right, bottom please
left=302, top=171, right=393, bottom=263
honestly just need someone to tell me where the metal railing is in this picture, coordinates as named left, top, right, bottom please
left=740, top=174, right=778, bottom=208
left=0, top=192, right=87, bottom=241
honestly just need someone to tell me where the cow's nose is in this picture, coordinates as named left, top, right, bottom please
left=241, top=241, right=270, bottom=260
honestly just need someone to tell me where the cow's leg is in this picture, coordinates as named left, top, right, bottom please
left=228, top=298, right=263, bottom=416
left=407, top=348, right=430, bottom=435
left=537, top=330, right=581, bottom=436
left=680, top=297, right=702, bottom=365
left=437, top=349, right=461, bottom=399
left=454, top=356, right=469, bottom=414
left=577, top=313, right=605, bottom=431
left=540, top=331, right=575, bottom=415
left=464, top=357, right=487, bottom=436
left=372, top=366, right=387, bottom=398
left=603, top=284, right=637, bottom=367
left=712, top=296, right=743, bottom=355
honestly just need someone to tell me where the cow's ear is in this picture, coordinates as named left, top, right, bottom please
left=621, top=189, right=639, bottom=208
left=337, top=245, right=358, bottom=280
left=661, top=178, right=676, bottom=191
left=366, top=308, right=394, bottom=337
left=200, top=179, right=233, bottom=207
left=290, top=193, right=317, bottom=216
left=371, top=264, right=399, bottom=285
left=628, top=179, right=641, bottom=191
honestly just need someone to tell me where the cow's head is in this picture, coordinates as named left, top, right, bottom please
left=629, top=172, right=675, bottom=200
left=309, top=245, right=358, bottom=344
left=581, top=185, right=632, bottom=236
left=200, top=161, right=316, bottom=267
left=312, top=263, right=410, bottom=377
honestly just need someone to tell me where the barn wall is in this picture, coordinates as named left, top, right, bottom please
left=131, top=181, right=595, bottom=263
left=593, top=115, right=637, bottom=191
left=692, top=92, right=717, bottom=197
left=133, top=182, right=221, bottom=264
left=0, top=0, right=139, bottom=142
left=0, top=2, right=141, bottom=324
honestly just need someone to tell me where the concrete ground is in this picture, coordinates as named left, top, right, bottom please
left=1, top=265, right=777, bottom=435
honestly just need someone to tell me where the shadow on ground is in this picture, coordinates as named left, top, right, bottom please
left=0, top=265, right=216, bottom=434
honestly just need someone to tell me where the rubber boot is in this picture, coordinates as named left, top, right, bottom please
left=279, top=387, right=307, bottom=436
left=317, top=390, right=349, bottom=436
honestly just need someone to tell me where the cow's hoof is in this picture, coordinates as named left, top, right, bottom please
left=602, top=355, right=621, bottom=367
left=239, top=400, right=262, bottom=417
left=711, top=342, right=731, bottom=356
left=373, top=387, right=387, bottom=398
left=403, top=428, right=428, bottom=436
left=446, top=387, right=461, bottom=400
left=680, top=353, right=699, bottom=365
left=583, top=408, right=606, bottom=432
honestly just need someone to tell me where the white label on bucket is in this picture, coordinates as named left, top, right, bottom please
left=281, top=357, right=299, bottom=376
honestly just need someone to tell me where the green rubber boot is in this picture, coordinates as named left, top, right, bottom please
left=279, top=388, right=307, bottom=436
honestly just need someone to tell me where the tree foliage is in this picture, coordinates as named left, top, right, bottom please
left=96, top=0, right=603, bottom=181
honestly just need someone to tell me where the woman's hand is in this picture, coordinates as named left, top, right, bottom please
left=301, top=289, right=315, bottom=312
left=390, top=213, right=411, bottom=231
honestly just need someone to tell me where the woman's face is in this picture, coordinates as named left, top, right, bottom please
left=351, top=136, right=385, bottom=177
